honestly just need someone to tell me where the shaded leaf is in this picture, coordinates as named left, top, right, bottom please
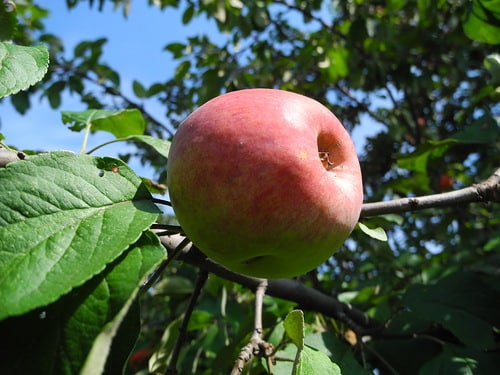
left=0, top=230, right=165, bottom=375
left=88, top=135, right=170, bottom=159
left=80, top=232, right=165, bottom=375
left=0, top=151, right=160, bottom=320
left=463, top=0, right=500, bottom=44
left=61, top=108, right=146, bottom=138
left=0, top=1, right=17, bottom=41
left=397, top=139, right=458, bottom=173
left=132, top=79, right=147, bottom=98
left=402, top=272, right=499, bottom=349
left=484, top=53, right=500, bottom=85
left=451, top=115, right=500, bottom=143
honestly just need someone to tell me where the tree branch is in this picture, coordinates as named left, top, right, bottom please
left=231, top=279, right=273, bottom=374
left=155, top=233, right=381, bottom=335
left=0, top=145, right=25, bottom=167
left=361, top=167, right=500, bottom=217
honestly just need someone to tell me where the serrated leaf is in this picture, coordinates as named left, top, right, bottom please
left=284, top=309, right=305, bottom=349
left=358, top=222, right=388, bottom=242
left=80, top=232, right=165, bottom=375
left=0, top=151, right=160, bottom=321
left=0, top=230, right=166, bottom=375
left=0, top=42, right=49, bottom=99
left=61, top=108, right=146, bottom=138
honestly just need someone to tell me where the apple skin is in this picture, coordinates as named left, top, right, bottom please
left=167, top=89, right=363, bottom=278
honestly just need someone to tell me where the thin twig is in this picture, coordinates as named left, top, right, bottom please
left=361, top=167, right=500, bottom=217
left=153, top=197, right=173, bottom=207
left=140, top=236, right=191, bottom=294
left=231, top=278, right=274, bottom=374
left=166, top=269, right=209, bottom=375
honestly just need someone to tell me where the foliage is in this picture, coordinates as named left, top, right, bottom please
left=0, top=1, right=499, bottom=374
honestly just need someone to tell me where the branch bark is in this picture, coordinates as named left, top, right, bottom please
left=231, top=279, right=273, bottom=374
left=156, top=234, right=381, bottom=335
left=361, top=167, right=500, bottom=217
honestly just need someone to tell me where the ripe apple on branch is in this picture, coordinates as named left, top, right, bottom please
left=167, top=89, right=363, bottom=278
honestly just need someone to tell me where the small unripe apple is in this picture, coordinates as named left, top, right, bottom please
left=167, top=89, right=363, bottom=278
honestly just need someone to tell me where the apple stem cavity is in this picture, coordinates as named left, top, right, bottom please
left=319, top=151, right=336, bottom=170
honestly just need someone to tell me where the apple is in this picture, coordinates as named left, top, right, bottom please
left=167, top=89, right=363, bottom=278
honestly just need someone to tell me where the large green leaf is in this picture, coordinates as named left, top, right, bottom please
left=463, top=0, right=500, bottom=44
left=419, top=345, right=500, bottom=374
left=402, top=272, right=500, bottom=350
left=305, top=333, right=372, bottom=375
left=0, top=42, right=49, bottom=98
left=397, top=139, right=458, bottom=173
left=0, top=230, right=166, bottom=375
left=61, top=109, right=146, bottom=138
left=0, top=151, right=160, bottom=321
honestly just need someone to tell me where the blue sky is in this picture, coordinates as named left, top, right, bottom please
left=0, top=2, right=382, bottom=178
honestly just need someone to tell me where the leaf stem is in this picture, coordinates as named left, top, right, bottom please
left=80, top=110, right=96, bottom=154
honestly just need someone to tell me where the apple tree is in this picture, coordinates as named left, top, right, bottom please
left=0, top=1, right=499, bottom=374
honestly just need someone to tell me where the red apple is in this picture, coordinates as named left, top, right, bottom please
left=167, top=89, right=363, bottom=278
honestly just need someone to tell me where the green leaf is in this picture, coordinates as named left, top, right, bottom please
left=297, top=346, right=342, bottom=375
left=80, top=232, right=165, bottom=375
left=358, top=222, right=388, bottom=242
left=402, top=272, right=499, bottom=350
left=88, top=135, right=170, bottom=159
left=61, top=109, right=146, bottom=138
left=0, top=230, right=166, bottom=375
left=151, top=275, right=194, bottom=297
left=0, top=42, right=49, bottom=99
left=182, top=4, right=195, bottom=24
left=0, top=1, right=17, bottom=41
left=463, top=0, right=500, bottom=44
left=417, top=345, right=500, bottom=375
left=284, top=310, right=305, bottom=350
left=132, top=79, right=147, bottom=98
left=484, top=53, right=500, bottom=85
left=0, top=151, right=160, bottom=321
left=149, top=317, right=183, bottom=374
left=305, top=333, right=372, bottom=375
left=397, top=139, right=458, bottom=173
left=325, top=46, right=349, bottom=81
left=451, top=114, right=499, bottom=143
